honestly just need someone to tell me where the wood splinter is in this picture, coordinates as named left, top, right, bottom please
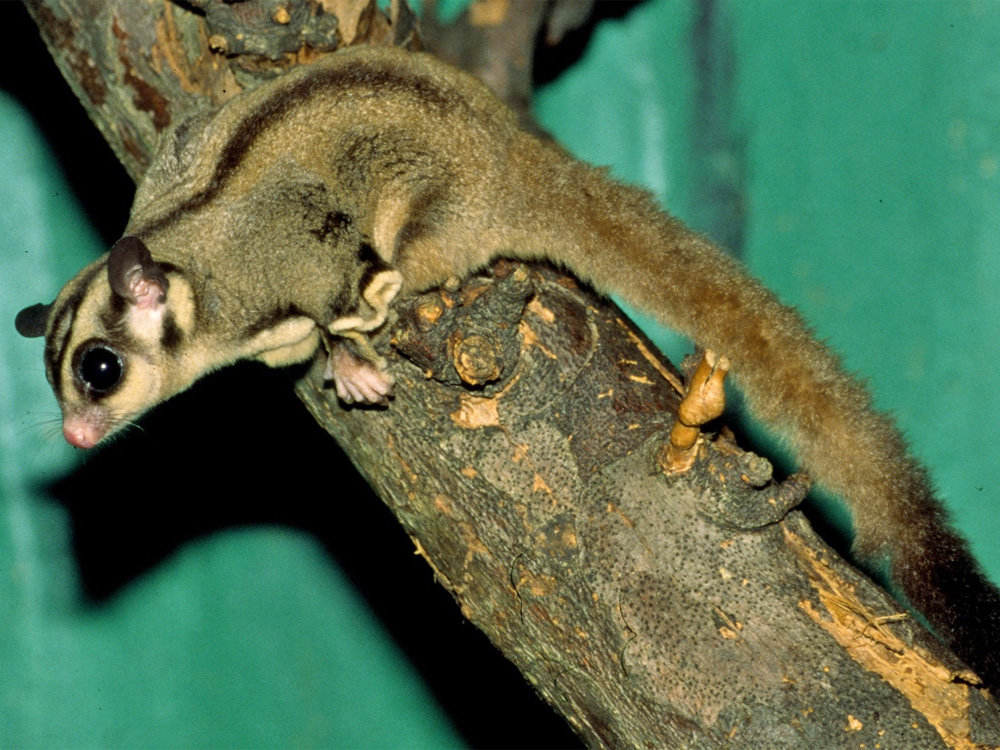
left=660, top=349, right=730, bottom=473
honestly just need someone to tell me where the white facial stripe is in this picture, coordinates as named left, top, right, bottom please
left=127, top=304, right=167, bottom=344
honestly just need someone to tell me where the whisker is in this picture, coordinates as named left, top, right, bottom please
left=103, top=412, right=147, bottom=445
left=13, top=413, right=62, bottom=440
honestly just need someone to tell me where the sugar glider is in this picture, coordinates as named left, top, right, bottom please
left=15, top=45, right=1000, bottom=690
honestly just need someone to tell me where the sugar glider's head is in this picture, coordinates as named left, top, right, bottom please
left=15, top=236, right=198, bottom=448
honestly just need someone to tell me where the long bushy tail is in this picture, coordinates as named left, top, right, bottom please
left=505, top=137, right=1000, bottom=688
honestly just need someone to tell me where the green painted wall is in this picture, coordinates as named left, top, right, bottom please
left=535, top=0, right=1000, bottom=577
left=2, top=1, right=999, bottom=747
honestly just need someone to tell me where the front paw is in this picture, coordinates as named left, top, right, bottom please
left=324, top=343, right=395, bottom=405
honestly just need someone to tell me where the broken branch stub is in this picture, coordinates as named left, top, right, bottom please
left=659, top=349, right=729, bottom=474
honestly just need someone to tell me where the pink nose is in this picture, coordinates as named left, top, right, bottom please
left=63, top=420, right=101, bottom=449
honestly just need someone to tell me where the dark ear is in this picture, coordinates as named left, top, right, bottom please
left=15, top=302, right=52, bottom=338
left=107, top=236, right=169, bottom=309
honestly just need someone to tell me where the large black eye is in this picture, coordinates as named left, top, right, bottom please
left=78, top=346, right=123, bottom=393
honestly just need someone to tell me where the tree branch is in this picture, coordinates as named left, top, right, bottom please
left=23, top=0, right=1000, bottom=746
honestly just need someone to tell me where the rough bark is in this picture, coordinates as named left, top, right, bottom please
left=22, top=0, right=1000, bottom=747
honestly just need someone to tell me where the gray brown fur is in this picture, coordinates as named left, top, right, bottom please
left=19, top=45, right=1000, bottom=688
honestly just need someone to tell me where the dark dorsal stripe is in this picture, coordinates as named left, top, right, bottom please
left=134, top=57, right=465, bottom=242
